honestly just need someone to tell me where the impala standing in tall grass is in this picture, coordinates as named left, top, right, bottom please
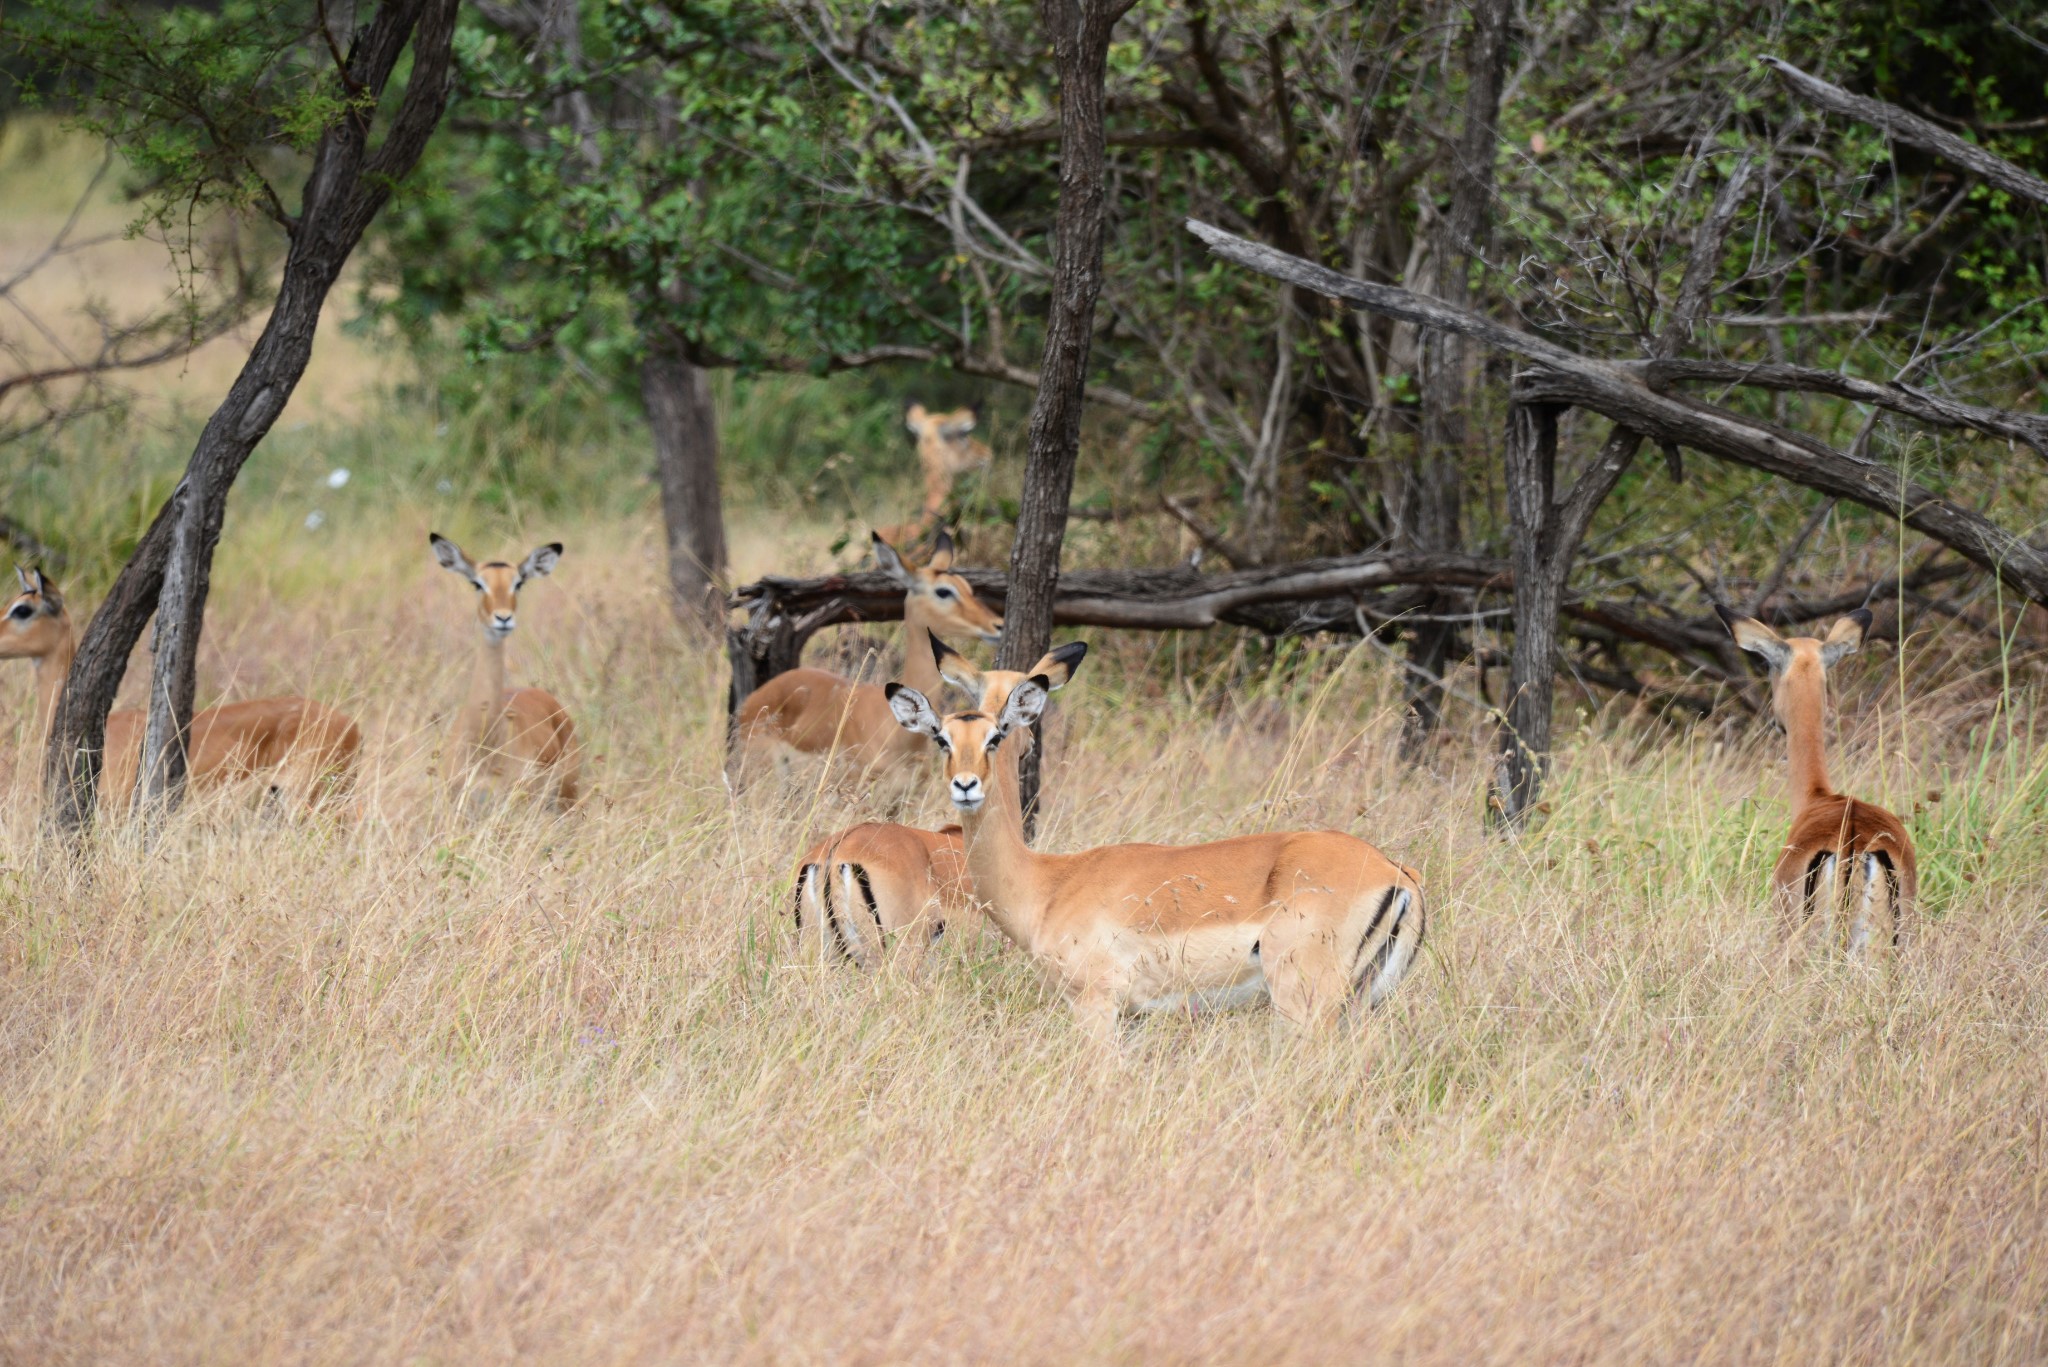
left=1718, top=605, right=1917, bottom=953
left=1, top=566, right=361, bottom=811
left=430, top=534, right=580, bottom=811
left=878, top=404, right=992, bottom=546
left=794, top=632, right=1088, bottom=968
left=732, top=530, right=1002, bottom=782
left=885, top=675, right=1425, bottom=1043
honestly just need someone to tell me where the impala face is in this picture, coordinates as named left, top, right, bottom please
left=886, top=675, right=1050, bottom=813
left=1718, top=606, right=1869, bottom=729
left=904, top=403, right=991, bottom=478
left=431, top=534, right=561, bottom=641
left=0, top=566, right=66, bottom=660
left=873, top=530, right=1002, bottom=644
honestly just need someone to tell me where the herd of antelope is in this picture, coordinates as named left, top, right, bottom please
left=1, top=402, right=1919, bottom=1043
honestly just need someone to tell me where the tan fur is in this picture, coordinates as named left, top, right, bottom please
left=430, top=536, right=580, bottom=811
left=792, top=636, right=1085, bottom=968
left=733, top=532, right=1001, bottom=780
left=879, top=404, right=992, bottom=545
left=2, top=569, right=360, bottom=812
left=1720, top=606, right=1918, bottom=953
left=886, top=677, right=1426, bottom=1044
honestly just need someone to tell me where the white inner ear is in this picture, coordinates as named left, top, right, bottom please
left=888, top=687, right=941, bottom=737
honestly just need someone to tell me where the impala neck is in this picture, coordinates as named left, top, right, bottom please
left=897, top=597, right=946, bottom=698
left=1781, top=665, right=1833, bottom=812
left=31, top=617, right=77, bottom=745
left=957, top=739, right=1049, bottom=953
left=469, top=633, right=509, bottom=742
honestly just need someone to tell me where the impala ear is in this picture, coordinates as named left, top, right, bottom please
left=1716, top=604, right=1791, bottom=671
left=517, top=542, right=563, bottom=586
left=1028, top=640, right=1089, bottom=691
left=937, top=409, right=977, bottom=439
left=885, top=682, right=945, bottom=740
left=15, top=565, right=33, bottom=595
left=429, top=533, right=483, bottom=587
left=990, top=675, right=1050, bottom=746
left=873, top=532, right=912, bottom=585
left=929, top=630, right=981, bottom=696
left=904, top=401, right=929, bottom=436
left=1821, top=609, right=1872, bottom=667
left=925, top=527, right=955, bottom=572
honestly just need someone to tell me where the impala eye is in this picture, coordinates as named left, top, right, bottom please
left=8, top=602, right=32, bottom=620
left=934, top=586, right=956, bottom=601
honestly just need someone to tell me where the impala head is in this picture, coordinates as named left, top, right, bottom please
left=0, top=566, right=69, bottom=660
left=430, top=533, right=562, bottom=641
left=928, top=629, right=1087, bottom=720
left=1718, top=605, right=1870, bottom=725
left=886, top=674, right=1050, bottom=814
left=904, top=402, right=991, bottom=477
left=873, top=530, right=1002, bottom=643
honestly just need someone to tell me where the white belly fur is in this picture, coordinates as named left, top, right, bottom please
left=1121, top=924, right=1269, bottom=1016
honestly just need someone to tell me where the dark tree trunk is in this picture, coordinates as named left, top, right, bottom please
left=55, top=0, right=461, bottom=830
left=1402, top=0, right=1511, bottom=759
left=1492, top=408, right=1644, bottom=828
left=644, top=341, right=728, bottom=632
left=999, top=0, right=1132, bottom=830
left=1493, top=403, right=1561, bottom=826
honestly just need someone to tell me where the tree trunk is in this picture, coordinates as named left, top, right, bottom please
left=644, top=341, right=728, bottom=632
left=1493, top=401, right=1561, bottom=827
left=1402, top=0, right=1511, bottom=760
left=999, top=0, right=1131, bottom=830
left=54, top=0, right=460, bottom=830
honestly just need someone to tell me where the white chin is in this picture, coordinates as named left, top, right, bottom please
left=952, top=795, right=985, bottom=813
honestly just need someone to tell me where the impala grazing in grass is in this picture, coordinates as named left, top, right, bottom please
left=732, top=530, right=1001, bottom=783
left=793, top=632, right=1087, bottom=968
left=885, top=674, right=1425, bottom=1044
left=430, top=534, right=580, bottom=811
left=1719, top=605, right=1917, bottom=954
left=2, top=566, right=360, bottom=812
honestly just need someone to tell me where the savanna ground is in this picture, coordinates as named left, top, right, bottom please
left=4, top=124, right=2048, bottom=1365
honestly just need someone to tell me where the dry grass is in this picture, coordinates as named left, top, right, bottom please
left=0, top=503, right=2044, bottom=1364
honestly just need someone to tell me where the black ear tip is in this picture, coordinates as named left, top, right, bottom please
left=428, top=531, right=444, bottom=544
left=547, top=542, right=564, bottom=555
left=1713, top=603, right=1741, bottom=631
left=884, top=682, right=904, bottom=700
left=1056, top=640, right=1089, bottom=663
left=1025, top=673, right=1051, bottom=691
left=1848, top=607, right=1873, bottom=630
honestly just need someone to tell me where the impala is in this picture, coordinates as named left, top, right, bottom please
left=1, top=566, right=360, bottom=811
left=880, top=404, right=992, bottom=546
left=885, top=676, right=1426, bottom=1042
left=793, top=632, right=1088, bottom=968
left=430, top=534, right=580, bottom=810
left=733, top=530, right=1002, bottom=780
left=1718, top=605, right=1917, bottom=953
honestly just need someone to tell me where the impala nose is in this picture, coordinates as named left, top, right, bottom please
left=490, top=612, right=516, bottom=633
left=981, top=618, right=1004, bottom=643
left=949, top=774, right=984, bottom=810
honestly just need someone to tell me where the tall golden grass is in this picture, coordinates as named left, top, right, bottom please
left=2, top=500, right=2044, bottom=1363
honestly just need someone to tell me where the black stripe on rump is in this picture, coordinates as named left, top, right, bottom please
left=822, top=864, right=854, bottom=962
left=793, top=865, right=814, bottom=932
left=1801, top=852, right=1832, bottom=919
left=852, top=865, right=884, bottom=937
left=1349, top=886, right=1402, bottom=982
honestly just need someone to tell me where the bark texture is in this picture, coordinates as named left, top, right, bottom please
left=999, top=0, right=1134, bottom=826
left=644, top=342, right=728, bottom=631
left=1404, top=0, right=1511, bottom=759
